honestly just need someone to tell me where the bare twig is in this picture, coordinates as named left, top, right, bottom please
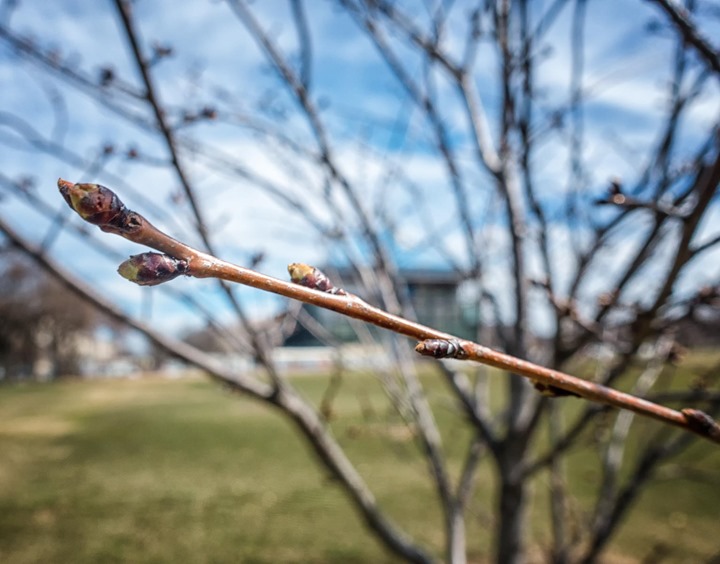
left=548, top=402, right=569, bottom=564
left=691, top=232, right=720, bottom=258
left=112, top=0, right=278, bottom=380
left=113, top=0, right=213, bottom=250
left=226, top=0, right=407, bottom=318
left=594, top=180, right=688, bottom=217
left=57, top=178, right=720, bottom=446
left=340, top=0, right=483, bottom=280
left=0, top=214, right=272, bottom=399
left=289, top=0, right=312, bottom=91
left=580, top=426, right=707, bottom=563
left=416, top=338, right=718, bottom=443
left=591, top=340, right=672, bottom=536
left=3, top=188, right=434, bottom=564
left=0, top=173, right=251, bottom=353
left=645, top=0, right=720, bottom=75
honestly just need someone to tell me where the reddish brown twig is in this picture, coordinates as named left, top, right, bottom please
left=57, top=178, right=720, bottom=445
left=415, top=339, right=709, bottom=433
left=594, top=178, right=686, bottom=217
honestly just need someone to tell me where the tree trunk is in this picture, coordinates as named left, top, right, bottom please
left=495, top=435, right=531, bottom=564
left=447, top=506, right=467, bottom=564
left=496, top=477, right=529, bottom=564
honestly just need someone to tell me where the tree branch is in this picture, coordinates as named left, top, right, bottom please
left=113, top=0, right=213, bottom=250
left=57, top=178, right=720, bottom=446
left=1, top=193, right=434, bottom=564
left=644, top=0, right=720, bottom=75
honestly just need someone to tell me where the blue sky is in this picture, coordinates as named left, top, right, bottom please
left=1, top=0, right=719, bottom=338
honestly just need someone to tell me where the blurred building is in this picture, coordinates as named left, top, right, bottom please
left=284, top=267, right=475, bottom=347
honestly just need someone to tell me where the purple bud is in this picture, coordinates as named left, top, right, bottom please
left=58, top=179, right=125, bottom=226
left=118, top=253, right=188, bottom=286
left=415, top=339, right=467, bottom=359
left=682, top=408, right=720, bottom=440
left=288, top=263, right=345, bottom=295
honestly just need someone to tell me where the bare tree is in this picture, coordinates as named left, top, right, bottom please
left=1, top=1, right=719, bottom=562
left=0, top=245, right=103, bottom=379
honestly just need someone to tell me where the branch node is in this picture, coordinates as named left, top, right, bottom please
left=681, top=408, right=720, bottom=441
left=532, top=382, right=581, bottom=398
left=118, top=252, right=189, bottom=286
left=288, top=263, right=347, bottom=295
left=415, top=339, right=468, bottom=359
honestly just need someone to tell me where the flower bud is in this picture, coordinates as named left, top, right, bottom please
left=58, top=179, right=125, bottom=226
left=118, top=252, right=188, bottom=286
left=681, top=408, right=720, bottom=440
left=287, top=263, right=345, bottom=295
left=415, top=339, right=467, bottom=359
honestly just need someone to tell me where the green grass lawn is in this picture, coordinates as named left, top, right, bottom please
left=0, top=368, right=718, bottom=563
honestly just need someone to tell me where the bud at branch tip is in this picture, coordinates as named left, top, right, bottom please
left=118, top=252, right=188, bottom=286
left=57, top=178, right=126, bottom=227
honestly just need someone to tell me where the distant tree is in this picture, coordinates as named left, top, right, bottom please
left=0, top=246, right=100, bottom=379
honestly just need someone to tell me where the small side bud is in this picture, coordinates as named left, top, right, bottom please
left=532, top=382, right=580, bottom=398
left=681, top=408, right=720, bottom=441
left=118, top=252, right=188, bottom=286
left=415, top=339, right=467, bottom=359
left=58, top=179, right=126, bottom=226
left=288, top=263, right=346, bottom=295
